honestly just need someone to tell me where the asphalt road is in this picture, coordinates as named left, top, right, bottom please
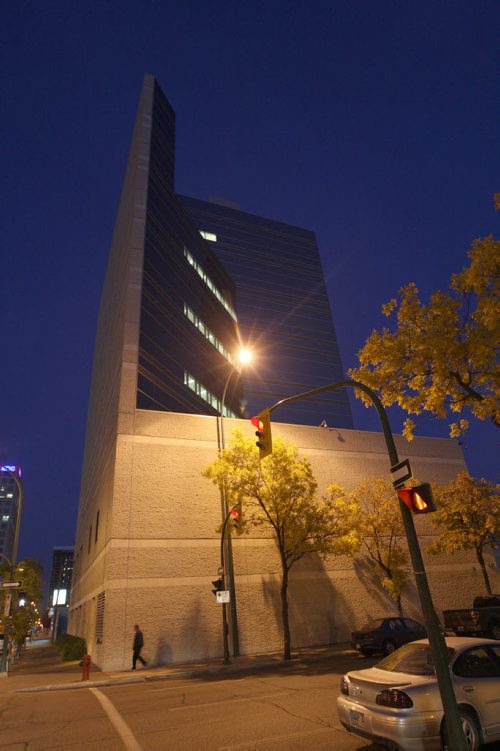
left=1, top=652, right=499, bottom=751
left=0, top=654, right=379, bottom=750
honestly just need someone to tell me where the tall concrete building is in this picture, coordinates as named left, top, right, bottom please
left=69, top=76, right=496, bottom=670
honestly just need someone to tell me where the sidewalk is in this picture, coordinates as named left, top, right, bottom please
left=0, top=638, right=353, bottom=694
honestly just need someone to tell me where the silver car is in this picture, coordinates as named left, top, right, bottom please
left=337, top=637, right=500, bottom=751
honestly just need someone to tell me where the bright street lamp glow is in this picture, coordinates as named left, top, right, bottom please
left=237, top=348, right=252, bottom=365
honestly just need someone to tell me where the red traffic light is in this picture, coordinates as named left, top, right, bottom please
left=229, top=508, right=240, bottom=528
left=251, top=415, right=264, bottom=431
left=250, top=409, right=273, bottom=459
left=397, top=483, right=436, bottom=514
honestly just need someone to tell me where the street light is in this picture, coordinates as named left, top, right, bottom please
left=0, top=467, right=24, bottom=676
left=218, top=348, right=253, bottom=659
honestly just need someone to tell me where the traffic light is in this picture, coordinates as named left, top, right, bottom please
left=251, top=408, right=273, bottom=459
left=397, top=483, right=436, bottom=514
left=211, top=578, right=223, bottom=597
left=229, top=507, right=240, bottom=529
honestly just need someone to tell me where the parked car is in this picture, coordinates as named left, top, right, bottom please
left=337, top=637, right=500, bottom=751
left=351, top=617, right=427, bottom=656
left=444, top=595, right=500, bottom=640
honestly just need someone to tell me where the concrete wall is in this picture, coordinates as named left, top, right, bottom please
left=69, top=409, right=499, bottom=671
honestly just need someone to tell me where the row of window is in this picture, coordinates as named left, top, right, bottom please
left=184, top=371, right=237, bottom=418
left=87, top=509, right=100, bottom=553
left=184, top=247, right=237, bottom=321
left=183, top=304, right=235, bottom=366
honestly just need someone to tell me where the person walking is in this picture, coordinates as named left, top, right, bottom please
left=132, top=624, right=147, bottom=669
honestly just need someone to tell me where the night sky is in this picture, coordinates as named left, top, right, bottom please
left=2, top=2, right=499, bottom=585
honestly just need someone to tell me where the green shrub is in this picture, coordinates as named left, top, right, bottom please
left=55, top=634, right=87, bottom=661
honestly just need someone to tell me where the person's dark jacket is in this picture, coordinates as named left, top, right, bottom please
left=133, top=630, right=144, bottom=652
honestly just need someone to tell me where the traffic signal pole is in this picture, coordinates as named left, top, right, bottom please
left=218, top=371, right=240, bottom=658
left=268, top=379, right=467, bottom=751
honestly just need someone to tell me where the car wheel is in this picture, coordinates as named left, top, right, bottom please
left=488, top=621, right=500, bottom=640
left=441, top=709, right=481, bottom=751
left=382, top=639, right=396, bottom=655
left=361, top=649, right=374, bottom=657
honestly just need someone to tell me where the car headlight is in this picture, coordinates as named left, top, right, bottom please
left=340, top=676, right=349, bottom=695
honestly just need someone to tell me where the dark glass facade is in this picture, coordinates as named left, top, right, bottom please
left=49, top=547, right=74, bottom=600
left=137, top=82, right=243, bottom=418
left=178, top=196, right=353, bottom=428
left=133, top=77, right=352, bottom=427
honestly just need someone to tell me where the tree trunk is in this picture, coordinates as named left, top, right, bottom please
left=476, top=547, right=492, bottom=594
left=396, top=593, right=403, bottom=617
left=280, top=559, right=291, bottom=660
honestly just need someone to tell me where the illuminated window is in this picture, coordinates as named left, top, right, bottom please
left=2, top=515, right=9, bottom=522
left=200, top=230, right=217, bottom=242
left=183, top=304, right=236, bottom=366
left=184, top=371, right=237, bottom=418
left=7, top=493, right=13, bottom=498
left=184, top=248, right=237, bottom=321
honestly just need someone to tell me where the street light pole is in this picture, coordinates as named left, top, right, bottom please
left=218, top=367, right=240, bottom=657
left=268, top=379, right=467, bottom=751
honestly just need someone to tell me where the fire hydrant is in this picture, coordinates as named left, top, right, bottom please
left=80, top=654, right=91, bottom=681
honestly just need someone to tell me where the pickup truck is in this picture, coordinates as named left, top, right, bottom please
left=443, top=594, right=500, bottom=639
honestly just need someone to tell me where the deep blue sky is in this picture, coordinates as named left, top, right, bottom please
left=2, top=1, right=499, bottom=583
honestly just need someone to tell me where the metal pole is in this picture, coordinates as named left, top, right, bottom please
left=268, top=379, right=467, bottom=751
left=218, top=503, right=241, bottom=665
left=0, top=471, right=24, bottom=676
left=219, top=370, right=240, bottom=657
left=219, top=516, right=230, bottom=665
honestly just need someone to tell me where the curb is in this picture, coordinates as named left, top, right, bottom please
left=15, top=648, right=353, bottom=693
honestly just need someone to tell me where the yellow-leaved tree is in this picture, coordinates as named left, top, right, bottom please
left=428, top=472, right=500, bottom=596
left=350, top=200, right=500, bottom=440
left=0, top=559, right=43, bottom=648
left=327, top=478, right=409, bottom=617
left=203, top=430, right=360, bottom=660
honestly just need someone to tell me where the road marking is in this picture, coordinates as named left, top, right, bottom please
left=89, top=687, right=142, bottom=751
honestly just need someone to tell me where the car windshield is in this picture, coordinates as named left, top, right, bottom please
left=359, top=619, right=385, bottom=631
left=377, top=643, right=455, bottom=675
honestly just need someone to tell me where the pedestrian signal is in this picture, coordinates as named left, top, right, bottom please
left=251, top=408, right=273, bottom=459
left=397, top=483, right=436, bottom=514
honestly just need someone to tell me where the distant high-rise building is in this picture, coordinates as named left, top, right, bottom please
left=49, top=547, right=74, bottom=607
left=0, top=465, right=23, bottom=565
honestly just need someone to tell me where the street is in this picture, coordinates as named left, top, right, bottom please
left=0, top=654, right=379, bottom=750
left=2, top=648, right=500, bottom=751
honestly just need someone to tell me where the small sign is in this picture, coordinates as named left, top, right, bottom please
left=391, top=459, right=413, bottom=488
left=216, top=590, right=230, bottom=604
left=0, top=581, right=22, bottom=589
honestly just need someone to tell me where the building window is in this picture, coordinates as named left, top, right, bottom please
left=184, top=371, right=237, bottom=418
left=88, top=525, right=92, bottom=553
left=184, top=248, right=237, bottom=321
left=199, top=230, right=217, bottom=242
left=95, top=591, right=105, bottom=644
left=183, top=304, right=236, bottom=366
left=95, top=510, right=100, bottom=543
